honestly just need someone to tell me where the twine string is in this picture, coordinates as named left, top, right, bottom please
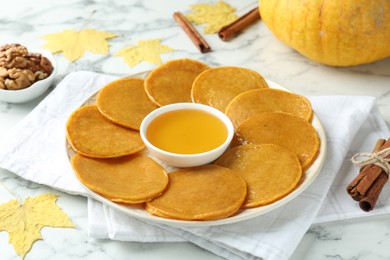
left=351, top=147, right=390, bottom=175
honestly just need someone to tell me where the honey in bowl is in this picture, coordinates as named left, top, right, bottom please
left=140, top=103, right=234, bottom=167
left=146, top=109, right=228, bottom=154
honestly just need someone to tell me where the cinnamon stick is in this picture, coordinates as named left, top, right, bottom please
left=359, top=172, right=388, bottom=211
left=347, top=138, right=390, bottom=211
left=218, top=7, right=261, bottom=41
left=173, top=12, right=211, bottom=53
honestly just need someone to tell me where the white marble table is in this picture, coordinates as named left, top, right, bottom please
left=1, top=0, right=390, bottom=259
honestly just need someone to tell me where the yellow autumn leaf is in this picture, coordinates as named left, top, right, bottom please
left=42, top=29, right=117, bottom=62
left=116, top=39, right=173, bottom=67
left=186, top=1, right=238, bottom=34
left=0, top=194, right=75, bottom=259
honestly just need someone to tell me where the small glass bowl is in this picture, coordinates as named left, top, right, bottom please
left=140, top=103, right=234, bottom=167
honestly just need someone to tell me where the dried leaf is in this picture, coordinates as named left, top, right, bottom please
left=116, top=39, right=173, bottom=67
left=0, top=194, right=75, bottom=259
left=186, top=1, right=238, bottom=34
left=42, top=29, right=117, bottom=62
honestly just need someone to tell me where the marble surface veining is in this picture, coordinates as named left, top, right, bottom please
left=1, top=0, right=390, bottom=259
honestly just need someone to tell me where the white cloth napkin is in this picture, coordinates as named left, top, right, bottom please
left=88, top=95, right=390, bottom=260
left=1, top=71, right=390, bottom=260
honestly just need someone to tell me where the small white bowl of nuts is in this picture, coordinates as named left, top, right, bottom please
left=0, top=44, right=57, bottom=103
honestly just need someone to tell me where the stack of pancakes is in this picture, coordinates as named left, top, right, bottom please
left=66, top=58, right=320, bottom=221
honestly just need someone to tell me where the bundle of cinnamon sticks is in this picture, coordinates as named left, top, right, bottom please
left=347, top=138, right=390, bottom=211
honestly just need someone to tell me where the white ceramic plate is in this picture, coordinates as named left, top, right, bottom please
left=66, top=72, right=327, bottom=227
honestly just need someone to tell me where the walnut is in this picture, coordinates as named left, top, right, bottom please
left=0, top=44, right=28, bottom=68
left=34, top=71, right=48, bottom=80
left=3, top=68, right=36, bottom=90
left=24, top=53, right=53, bottom=74
left=0, top=43, right=53, bottom=90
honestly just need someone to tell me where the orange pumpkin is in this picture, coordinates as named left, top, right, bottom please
left=259, top=0, right=390, bottom=66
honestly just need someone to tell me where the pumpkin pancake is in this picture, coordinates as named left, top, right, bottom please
left=225, top=88, right=313, bottom=128
left=66, top=105, right=145, bottom=158
left=145, top=165, right=247, bottom=220
left=234, top=112, right=319, bottom=170
left=144, top=58, right=210, bottom=106
left=96, top=78, right=158, bottom=130
left=191, top=66, right=268, bottom=111
left=215, top=144, right=302, bottom=208
left=71, top=153, right=168, bottom=204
